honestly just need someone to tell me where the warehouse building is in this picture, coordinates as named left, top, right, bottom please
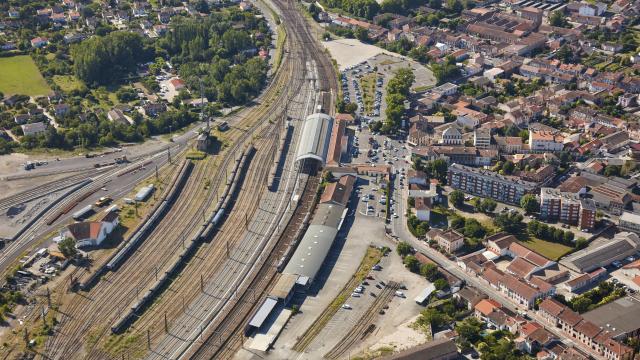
left=581, top=296, right=640, bottom=340
left=561, top=232, right=640, bottom=272
left=283, top=174, right=354, bottom=285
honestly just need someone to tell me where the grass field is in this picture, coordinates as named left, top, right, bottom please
left=52, top=75, right=83, bottom=93
left=518, top=238, right=573, bottom=261
left=0, top=55, right=51, bottom=96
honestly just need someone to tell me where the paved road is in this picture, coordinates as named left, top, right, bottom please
left=0, top=127, right=199, bottom=274
left=391, top=206, right=607, bottom=358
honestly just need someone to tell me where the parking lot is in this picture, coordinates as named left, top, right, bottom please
left=341, top=63, right=384, bottom=120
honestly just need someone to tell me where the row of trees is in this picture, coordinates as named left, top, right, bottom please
left=383, top=68, right=415, bottom=132
left=561, top=281, right=625, bottom=313
left=18, top=108, right=199, bottom=151
left=323, top=0, right=380, bottom=19
left=527, top=221, right=576, bottom=246
left=397, top=241, right=449, bottom=289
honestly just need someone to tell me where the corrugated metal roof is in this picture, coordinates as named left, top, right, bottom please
left=249, top=297, right=278, bottom=328
left=295, top=113, right=333, bottom=165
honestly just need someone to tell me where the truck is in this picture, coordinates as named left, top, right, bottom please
left=95, top=196, right=112, bottom=207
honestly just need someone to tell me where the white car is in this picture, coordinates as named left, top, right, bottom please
left=351, top=293, right=361, bottom=298
left=342, top=304, right=352, bottom=309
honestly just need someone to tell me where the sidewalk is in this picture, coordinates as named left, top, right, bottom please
left=392, top=212, right=606, bottom=359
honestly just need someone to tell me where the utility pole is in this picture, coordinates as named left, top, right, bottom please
left=46, top=287, right=51, bottom=308
left=147, top=329, right=151, bottom=350
left=200, top=274, right=204, bottom=292
left=155, top=164, right=159, bottom=180
left=41, top=306, right=46, bottom=325
left=164, top=312, right=168, bottom=333
left=167, top=147, right=171, bottom=164
left=226, top=241, right=230, bottom=259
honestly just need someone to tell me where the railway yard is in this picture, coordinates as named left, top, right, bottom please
left=0, top=0, right=346, bottom=358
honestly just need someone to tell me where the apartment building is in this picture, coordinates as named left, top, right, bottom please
left=529, top=129, right=564, bottom=152
left=474, top=128, right=492, bottom=149
left=539, top=188, right=596, bottom=230
left=448, top=163, right=537, bottom=205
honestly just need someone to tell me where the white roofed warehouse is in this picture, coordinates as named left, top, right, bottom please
left=295, top=113, right=334, bottom=171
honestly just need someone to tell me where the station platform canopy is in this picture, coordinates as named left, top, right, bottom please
left=295, top=113, right=334, bottom=166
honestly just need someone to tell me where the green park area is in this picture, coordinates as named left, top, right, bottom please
left=517, top=238, right=573, bottom=261
left=0, top=55, right=51, bottom=96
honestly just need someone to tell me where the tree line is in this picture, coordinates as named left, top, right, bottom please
left=383, top=67, right=414, bottom=132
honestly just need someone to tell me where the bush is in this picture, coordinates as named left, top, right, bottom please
left=397, top=241, right=413, bottom=257
left=403, top=255, right=420, bottom=272
left=449, top=190, right=464, bottom=208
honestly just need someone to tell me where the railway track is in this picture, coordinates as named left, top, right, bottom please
left=0, top=171, right=100, bottom=212
left=190, top=174, right=320, bottom=360
left=324, top=282, right=401, bottom=360
left=44, top=155, right=217, bottom=357
left=33, top=0, right=337, bottom=358
left=176, top=0, right=339, bottom=357
left=138, top=55, right=312, bottom=358
left=43, top=18, right=302, bottom=360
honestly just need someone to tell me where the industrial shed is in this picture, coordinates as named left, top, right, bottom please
left=295, top=113, right=334, bottom=167
left=561, top=232, right=640, bottom=272
left=283, top=203, right=345, bottom=284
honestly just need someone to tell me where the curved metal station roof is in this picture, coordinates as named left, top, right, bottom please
left=295, top=113, right=334, bottom=165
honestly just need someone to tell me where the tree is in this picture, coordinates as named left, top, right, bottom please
left=397, top=241, right=413, bottom=257
left=429, top=0, right=442, bottom=8
left=58, top=237, right=78, bottom=259
left=520, top=194, right=540, bottom=214
left=501, top=161, right=515, bottom=175
left=431, top=56, right=460, bottom=85
left=477, top=198, right=497, bottom=214
left=494, top=212, right=524, bottom=233
left=420, top=263, right=439, bottom=281
left=463, top=218, right=485, bottom=239
left=604, top=165, right=621, bottom=177
left=549, top=10, right=568, bottom=28
left=450, top=215, right=465, bottom=230
left=72, top=31, right=150, bottom=86
left=354, top=27, right=369, bottom=42
left=417, top=308, right=448, bottom=328
left=576, top=237, right=588, bottom=250
left=403, top=255, right=420, bottom=272
left=455, top=317, right=482, bottom=344
left=449, top=190, right=465, bottom=208
left=571, top=296, right=592, bottom=313
left=434, top=278, right=448, bottom=290
left=446, top=0, right=463, bottom=13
